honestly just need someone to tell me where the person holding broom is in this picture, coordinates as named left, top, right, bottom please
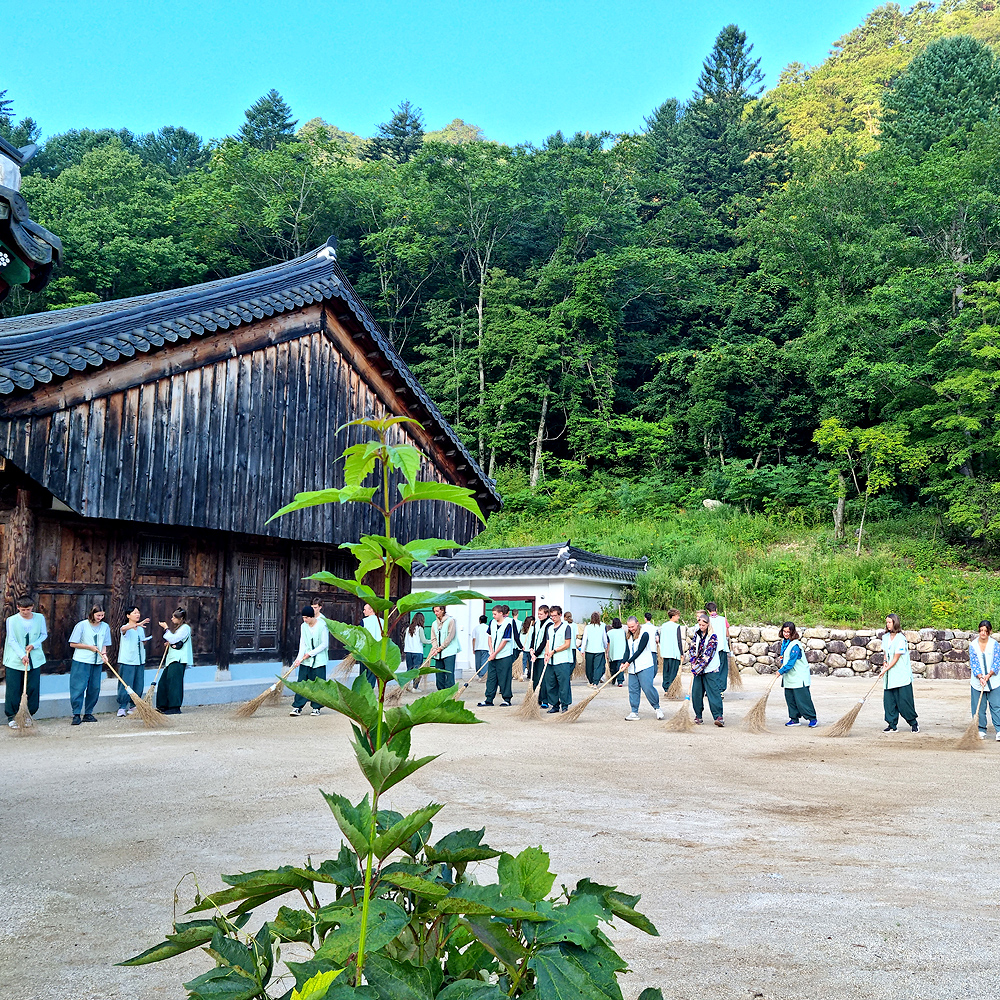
left=606, top=617, right=626, bottom=686
left=658, top=609, right=683, bottom=693
left=969, top=620, right=1000, bottom=741
left=544, top=605, right=575, bottom=714
left=69, top=604, right=112, bottom=725
left=116, top=607, right=150, bottom=717
left=479, top=605, right=514, bottom=707
left=531, top=605, right=552, bottom=705
left=289, top=605, right=329, bottom=716
left=706, top=602, right=732, bottom=695
left=156, top=608, right=192, bottom=715
left=621, top=616, right=664, bottom=721
left=777, top=621, right=817, bottom=728
left=4, top=596, right=47, bottom=729
left=689, top=611, right=724, bottom=727
left=879, top=613, right=918, bottom=733
left=429, top=604, right=459, bottom=691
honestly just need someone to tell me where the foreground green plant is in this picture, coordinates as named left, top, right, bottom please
left=121, top=417, right=660, bottom=999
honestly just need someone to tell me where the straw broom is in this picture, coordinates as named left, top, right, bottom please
left=824, top=674, right=884, bottom=738
left=515, top=659, right=549, bottom=720
left=726, top=654, right=743, bottom=690
left=143, top=645, right=169, bottom=705
left=571, top=649, right=586, bottom=682
left=11, top=663, right=36, bottom=737
left=559, top=663, right=626, bottom=723
left=743, top=672, right=781, bottom=734
left=661, top=670, right=696, bottom=732
left=664, top=670, right=683, bottom=701
left=513, top=655, right=524, bottom=683
left=102, top=654, right=166, bottom=728
left=384, top=652, right=436, bottom=707
left=955, top=688, right=987, bottom=751
left=333, top=653, right=357, bottom=680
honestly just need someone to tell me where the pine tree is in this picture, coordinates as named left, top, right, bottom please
left=880, top=35, right=1000, bottom=155
left=644, top=98, right=681, bottom=173
left=363, top=101, right=425, bottom=164
left=0, top=89, right=41, bottom=151
left=238, top=89, right=298, bottom=150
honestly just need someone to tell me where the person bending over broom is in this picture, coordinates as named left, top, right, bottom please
left=4, top=596, right=47, bottom=729
left=289, top=605, right=329, bottom=717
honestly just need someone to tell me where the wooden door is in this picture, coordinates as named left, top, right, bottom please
left=233, top=553, right=285, bottom=653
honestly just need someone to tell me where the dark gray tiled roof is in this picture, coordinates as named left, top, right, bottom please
left=412, top=541, right=647, bottom=583
left=0, top=241, right=498, bottom=506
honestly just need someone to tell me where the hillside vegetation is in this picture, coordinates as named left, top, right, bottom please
left=471, top=470, right=1000, bottom=628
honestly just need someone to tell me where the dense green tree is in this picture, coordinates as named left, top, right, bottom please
left=881, top=35, right=1000, bottom=154
left=363, top=101, right=425, bottom=164
left=238, top=89, right=298, bottom=150
left=135, top=126, right=210, bottom=176
left=27, top=128, right=137, bottom=177
left=0, top=89, right=40, bottom=149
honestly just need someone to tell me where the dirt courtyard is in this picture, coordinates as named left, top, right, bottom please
left=1, top=672, right=997, bottom=1000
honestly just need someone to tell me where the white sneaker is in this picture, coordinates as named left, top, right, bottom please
left=127, top=706, right=135, bottom=715
left=289, top=707, right=302, bottom=716
left=310, top=708, right=321, bottom=716
left=655, top=709, right=664, bottom=720
left=979, top=732, right=987, bottom=740
left=996, top=733, right=1000, bottom=742
left=7, top=719, right=16, bottom=729
left=117, top=707, right=128, bottom=718
left=625, top=712, right=640, bottom=721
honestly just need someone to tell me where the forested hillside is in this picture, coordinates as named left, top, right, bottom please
left=4, top=1, right=1000, bottom=557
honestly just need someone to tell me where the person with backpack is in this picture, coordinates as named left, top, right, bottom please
left=778, top=621, right=817, bottom=728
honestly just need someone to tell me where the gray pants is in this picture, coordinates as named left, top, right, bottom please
left=973, top=686, right=1000, bottom=733
left=70, top=660, right=103, bottom=716
left=474, top=649, right=489, bottom=677
left=628, top=666, right=660, bottom=713
left=117, top=662, right=145, bottom=708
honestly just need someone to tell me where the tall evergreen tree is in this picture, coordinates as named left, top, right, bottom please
left=363, top=101, right=425, bottom=164
left=880, top=35, right=1000, bottom=155
left=135, top=126, right=210, bottom=176
left=0, top=89, right=41, bottom=150
left=238, top=89, right=298, bottom=150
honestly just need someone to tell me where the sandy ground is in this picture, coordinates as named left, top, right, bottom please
left=1, top=672, right=998, bottom=1000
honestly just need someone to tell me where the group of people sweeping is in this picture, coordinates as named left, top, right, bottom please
left=6, top=593, right=1000, bottom=743
left=3, top=596, right=192, bottom=729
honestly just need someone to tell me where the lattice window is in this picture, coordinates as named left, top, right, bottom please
left=235, top=555, right=259, bottom=632
left=138, top=538, right=183, bottom=570
left=260, top=558, right=282, bottom=633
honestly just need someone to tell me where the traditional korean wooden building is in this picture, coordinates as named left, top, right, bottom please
left=0, top=241, right=498, bottom=674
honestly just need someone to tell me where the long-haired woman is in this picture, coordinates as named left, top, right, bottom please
left=606, top=617, right=626, bottom=686
left=970, top=619, right=1000, bottom=740
left=582, top=612, right=607, bottom=687
left=69, top=604, right=112, bottom=725
left=157, top=608, right=193, bottom=715
left=689, top=611, right=723, bottom=726
left=520, top=615, right=535, bottom=681
left=777, top=621, right=816, bottom=727
left=404, top=612, right=426, bottom=690
left=879, top=613, right=917, bottom=733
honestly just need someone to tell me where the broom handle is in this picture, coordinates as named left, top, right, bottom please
left=101, top=653, right=139, bottom=699
left=147, top=644, right=169, bottom=692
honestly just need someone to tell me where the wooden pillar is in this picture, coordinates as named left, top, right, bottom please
left=107, top=533, right=136, bottom=656
left=2, top=489, right=35, bottom=621
left=217, top=543, right=236, bottom=671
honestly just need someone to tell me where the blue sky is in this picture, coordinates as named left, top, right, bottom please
left=6, top=0, right=877, bottom=145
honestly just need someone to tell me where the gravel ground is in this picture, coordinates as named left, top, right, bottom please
left=1, top=673, right=997, bottom=1000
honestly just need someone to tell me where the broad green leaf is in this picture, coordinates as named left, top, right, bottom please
left=396, top=590, right=487, bottom=616
left=461, top=915, right=528, bottom=969
left=573, top=878, right=658, bottom=937
left=373, top=804, right=444, bottom=861
left=383, top=687, right=481, bottom=735
left=378, top=871, right=449, bottom=901
left=557, top=941, right=626, bottom=1000
left=269, top=906, right=315, bottom=944
left=361, top=954, right=434, bottom=1000
left=637, top=990, right=665, bottom=1000
left=268, top=486, right=377, bottom=522
left=324, top=622, right=399, bottom=678
left=286, top=677, right=378, bottom=731
left=188, top=867, right=311, bottom=915
left=530, top=895, right=607, bottom=948
left=352, top=738, right=438, bottom=794
left=435, top=982, right=507, bottom=1000
left=498, top=847, right=556, bottom=904
left=343, top=441, right=382, bottom=488
left=436, top=883, right=541, bottom=920
left=292, top=969, right=344, bottom=1000
left=385, top=444, right=423, bottom=485
left=303, top=574, right=392, bottom=614
left=117, top=919, right=216, bottom=965
left=291, top=846, right=362, bottom=887
left=529, top=945, right=604, bottom=1000
left=183, top=965, right=261, bottom=1000
left=401, top=538, right=463, bottom=565
left=285, top=958, right=342, bottom=992
left=445, top=938, right=494, bottom=980
left=341, top=537, right=387, bottom=582
left=321, top=792, right=372, bottom=859
left=397, top=481, right=485, bottom=523
left=424, top=828, right=502, bottom=866
left=340, top=416, right=422, bottom=435
left=252, top=923, right=274, bottom=983
left=206, top=930, right=256, bottom=975
left=313, top=899, right=409, bottom=965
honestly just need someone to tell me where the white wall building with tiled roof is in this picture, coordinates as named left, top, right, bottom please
left=411, top=542, right=647, bottom=674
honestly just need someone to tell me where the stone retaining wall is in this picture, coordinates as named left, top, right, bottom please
left=687, top=626, right=973, bottom=680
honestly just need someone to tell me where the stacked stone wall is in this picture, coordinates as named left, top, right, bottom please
left=683, top=626, right=973, bottom=680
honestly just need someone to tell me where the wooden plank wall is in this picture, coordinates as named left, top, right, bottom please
left=0, top=326, right=487, bottom=549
